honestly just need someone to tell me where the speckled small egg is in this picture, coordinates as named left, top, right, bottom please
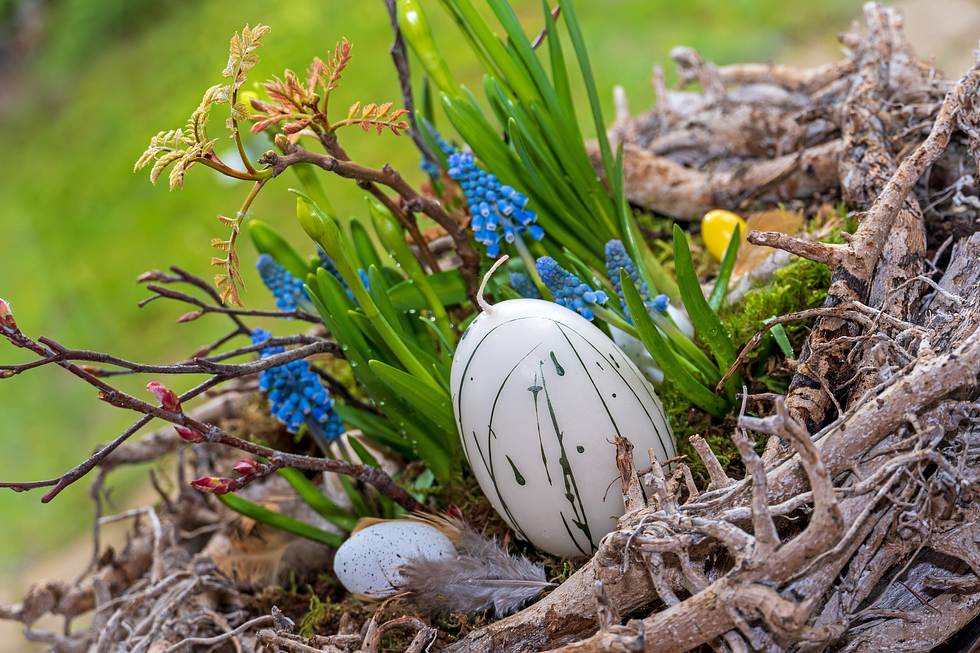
left=451, top=298, right=675, bottom=558
left=334, top=521, right=456, bottom=598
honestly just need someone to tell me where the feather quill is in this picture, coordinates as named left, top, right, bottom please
left=396, top=517, right=553, bottom=617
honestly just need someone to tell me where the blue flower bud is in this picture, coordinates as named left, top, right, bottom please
left=535, top=257, right=608, bottom=321
left=509, top=272, right=541, bottom=299
left=256, top=255, right=312, bottom=313
left=604, top=240, right=652, bottom=322
left=251, top=329, right=343, bottom=442
left=445, top=149, right=545, bottom=257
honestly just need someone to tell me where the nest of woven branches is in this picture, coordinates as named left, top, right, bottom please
left=3, top=4, right=980, bottom=652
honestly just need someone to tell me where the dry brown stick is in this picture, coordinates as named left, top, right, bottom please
left=767, top=324, right=980, bottom=504
left=706, top=59, right=855, bottom=93
left=141, top=283, right=320, bottom=323
left=316, top=130, right=442, bottom=275
left=740, top=398, right=844, bottom=578
left=1, top=335, right=337, bottom=378
left=605, top=139, right=841, bottom=219
left=731, top=430, right=779, bottom=554
left=257, top=629, right=345, bottom=653
left=613, top=436, right=644, bottom=514
left=382, top=0, right=437, bottom=165
left=746, top=231, right=848, bottom=266
left=688, top=435, right=732, bottom=490
left=162, top=615, right=274, bottom=653
left=547, top=399, right=844, bottom=653
left=363, top=615, right=432, bottom=653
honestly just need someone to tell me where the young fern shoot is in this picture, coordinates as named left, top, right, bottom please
left=135, top=26, right=410, bottom=307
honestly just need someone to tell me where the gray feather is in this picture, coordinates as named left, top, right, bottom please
left=397, top=522, right=552, bottom=616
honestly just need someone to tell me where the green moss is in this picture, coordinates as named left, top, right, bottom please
left=722, top=256, right=831, bottom=349
left=298, top=590, right=346, bottom=638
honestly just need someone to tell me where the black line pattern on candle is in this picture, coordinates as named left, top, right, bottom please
left=540, top=359, right=593, bottom=554
left=527, top=371, right=552, bottom=485
left=556, top=322, right=671, bottom=460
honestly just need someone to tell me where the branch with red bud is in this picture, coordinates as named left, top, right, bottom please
left=191, top=476, right=236, bottom=494
left=0, top=298, right=14, bottom=329
left=147, top=381, right=182, bottom=412
left=233, top=458, right=262, bottom=476
left=175, top=426, right=205, bottom=443
left=193, top=458, right=279, bottom=495
left=0, top=294, right=423, bottom=512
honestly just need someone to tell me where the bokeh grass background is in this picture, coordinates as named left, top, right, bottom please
left=0, top=0, right=860, bottom=581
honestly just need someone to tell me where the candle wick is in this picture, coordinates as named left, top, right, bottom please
left=477, top=255, right=509, bottom=313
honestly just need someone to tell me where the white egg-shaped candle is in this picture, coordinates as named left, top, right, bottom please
left=334, top=521, right=456, bottom=598
left=451, top=297, right=675, bottom=558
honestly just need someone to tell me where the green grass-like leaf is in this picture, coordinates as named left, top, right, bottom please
left=387, top=270, right=468, bottom=310
left=277, top=467, right=358, bottom=532
left=708, top=225, right=741, bottom=311
left=369, top=360, right=456, bottom=437
left=218, top=493, right=344, bottom=548
left=621, top=270, right=729, bottom=418
left=672, top=224, right=741, bottom=394
left=248, top=219, right=311, bottom=279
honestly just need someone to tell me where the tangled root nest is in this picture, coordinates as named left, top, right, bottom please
left=4, top=4, right=980, bottom=652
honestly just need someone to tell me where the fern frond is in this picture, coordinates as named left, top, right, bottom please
left=334, top=102, right=409, bottom=135
left=223, top=24, right=271, bottom=91
left=211, top=214, right=246, bottom=306
left=149, top=150, right=184, bottom=185
left=326, top=38, right=352, bottom=92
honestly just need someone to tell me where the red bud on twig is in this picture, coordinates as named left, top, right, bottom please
left=233, top=459, right=261, bottom=476
left=174, top=425, right=205, bottom=443
left=177, top=311, right=204, bottom=323
left=0, top=298, right=14, bottom=328
left=146, top=381, right=181, bottom=412
left=191, top=476, right=234, bottom=494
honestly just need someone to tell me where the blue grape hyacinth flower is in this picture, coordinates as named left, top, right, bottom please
left=509, top=271, right=540, bottom=299
left=251, top=329, right=343, bottom=445
left=322, top=410, right=346, bottom=442
left=256, top=255, right=312, bottom=313
left=447, top=151, right=544, bottom=257
left=604, top=240, right=685, bottom=329
left=536, top=257, right=607, bottom=321
left=605, top=240, right=651, bottom=315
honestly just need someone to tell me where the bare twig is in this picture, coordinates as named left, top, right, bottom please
left=383, top=0, right=437, bottom=164
left=688, top=434, right=733, bottom=490
left=163, top=615, right=274, bottom=652
left=0, top=322, right=422, bottom=512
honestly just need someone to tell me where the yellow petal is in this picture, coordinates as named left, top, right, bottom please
left=701, top=209, right=747, bottom=261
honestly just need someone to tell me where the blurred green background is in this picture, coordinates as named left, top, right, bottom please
left=0, top=0, right=868, bottom=598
